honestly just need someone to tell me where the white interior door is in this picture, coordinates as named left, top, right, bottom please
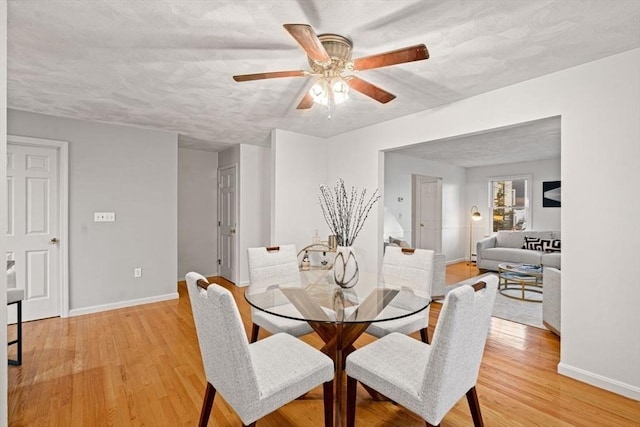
left=413, top=175, right=442, bottom=252
left=218, top=165, right=237, bottom=283
left=7, top=142, right=61, bottom=321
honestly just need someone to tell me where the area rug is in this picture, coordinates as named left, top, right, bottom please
left=436, top=273, right=546, bottom=330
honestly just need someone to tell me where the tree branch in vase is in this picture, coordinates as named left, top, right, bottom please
left=318, top=178, right=380, bottom=247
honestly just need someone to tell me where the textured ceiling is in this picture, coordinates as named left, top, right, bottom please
left=391, top=116, right=561, bottom=168
left=7, top=1, right=640, bottom=154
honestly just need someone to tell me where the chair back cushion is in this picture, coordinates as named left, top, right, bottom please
left=185, top=272, right=260, bottom=408
left=421, top=275, right=498, bottom=421
left=247, top=245, right=301, bottom=291
left=381, top=247, right=435, bottom=295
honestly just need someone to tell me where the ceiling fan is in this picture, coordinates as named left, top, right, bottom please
left=232, top=24, right=429, bottom=112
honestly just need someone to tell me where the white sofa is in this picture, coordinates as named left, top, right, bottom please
left=476, top=230, right=561, bottom=271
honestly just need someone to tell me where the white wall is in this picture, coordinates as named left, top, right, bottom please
left=1, top=1, right=8, bottom=421
left=8, top=109, right=178, bottom=313
left=237, top=144, right=270, bottom=285
left=384, top=152, right=467, bottom=261
left=178, top=147, right=218, bottom=279
left=466, top=157, right=561, bottom=255
left=271, top=129, right=329, bottom=250
left=319, top=49, right=640, bottom=399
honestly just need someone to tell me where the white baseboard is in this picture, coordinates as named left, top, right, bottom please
left=236, top=280, right=249, bottom=287
left=68, top=292, right=179, bottom=317
left=558, top=362, right=640, bottom=400
left=446, top=257, right=466, bottom=265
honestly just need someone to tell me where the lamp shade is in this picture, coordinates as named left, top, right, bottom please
left=471, top=206, right=482, bottom=221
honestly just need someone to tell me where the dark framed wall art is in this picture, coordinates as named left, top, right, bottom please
left=542, top=181, right=561, bottom=207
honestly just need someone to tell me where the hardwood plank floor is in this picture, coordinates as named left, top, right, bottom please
left=7, top=263, right=640, bottom=426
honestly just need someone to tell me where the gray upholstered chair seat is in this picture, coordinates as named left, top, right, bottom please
left=347, top=332, right=429, bottom=407
left=365, top=307, right=429, bottom=338
left=251, top=307, right=314, bottom=342
left=249, top=333, right=333, bottom=407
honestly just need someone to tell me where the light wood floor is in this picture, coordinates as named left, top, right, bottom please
left=8, top=263, right=640, bottom=426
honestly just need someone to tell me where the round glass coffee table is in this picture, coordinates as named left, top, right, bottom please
left=497, top=263, right=543, bottom=302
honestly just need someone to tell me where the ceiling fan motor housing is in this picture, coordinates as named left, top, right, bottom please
left=308, top=33, right=353, bottom=73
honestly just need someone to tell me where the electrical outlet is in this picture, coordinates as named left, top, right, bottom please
left=134, top=268, right=142, bottom=278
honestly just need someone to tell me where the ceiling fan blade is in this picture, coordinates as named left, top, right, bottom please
left=233, top=70, right=307, bottom=82
left=296, top=92, right=314, bottom=109
left=283, top=23, right=331, bottom=66
left=352, top=44, right=429, bottom=71
left=345, top=76, right=396, bottom=104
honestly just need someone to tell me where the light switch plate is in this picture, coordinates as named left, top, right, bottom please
left=94, top=212, right=116, bottom=222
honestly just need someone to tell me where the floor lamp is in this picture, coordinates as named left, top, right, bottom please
left=469, top=206, right=482, bottom=265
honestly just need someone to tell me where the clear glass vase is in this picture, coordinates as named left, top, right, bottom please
left=333, top=246, right=359, bottom=288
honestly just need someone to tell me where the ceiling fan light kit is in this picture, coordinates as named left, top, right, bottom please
left=310, top=77, right=349, bottom=106
left=232, top=23, right=429, bottom=117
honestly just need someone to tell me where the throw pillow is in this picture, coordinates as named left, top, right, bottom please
left=523, top=237, right=561, bottom=252
left=522, top=237, right=543, bottom=250
left=542, top=238, right=561, bottom=252
left=389, top=237, right=410, bottom=248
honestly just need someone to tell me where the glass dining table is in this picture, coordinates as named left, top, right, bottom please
left=244, top=271, right=431, bottom=427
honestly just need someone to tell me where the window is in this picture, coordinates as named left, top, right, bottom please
left=489, top=176, right=530, bottom=232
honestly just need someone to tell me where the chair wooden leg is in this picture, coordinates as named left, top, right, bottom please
left=8, top=300, right=22, bottom=366
left=420, top=327, right=429, bottom=344
left=346, top=376, right=357, bottom=427
left=250, top=323, right=260, bottom=343
left=198, top=382, right=216, bottom=427
left=323, top=380, right=334, bottom=427
left=466, top=386, right=484, bottom=427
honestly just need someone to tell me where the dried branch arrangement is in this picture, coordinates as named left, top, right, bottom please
left=318, top=178, right=380, bottom=247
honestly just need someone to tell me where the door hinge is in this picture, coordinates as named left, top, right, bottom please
left=218, top=220, right=221, bottom=227
left=217, top=259, right=221, bottom=265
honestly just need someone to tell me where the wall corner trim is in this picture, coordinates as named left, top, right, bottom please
left=557, top=362, right=640, bottom=400
left=68, top=292, right=179, bottom=317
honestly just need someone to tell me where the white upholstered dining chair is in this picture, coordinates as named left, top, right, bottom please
left=185, top=272, right=334, bottom=427
left=7, top=259, right=24, bottom=366
left=366, top=247, right=435, bottom=343
left=246, top=245, right=314, bottom=342
left=346, top=275, right=498, bottom=427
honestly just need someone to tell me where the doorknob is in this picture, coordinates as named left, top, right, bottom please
left=420, top=223, right=424, bottom=227
left=50, top=237, right=59, bottom=244
left=230, top=229, right=236, bottom=234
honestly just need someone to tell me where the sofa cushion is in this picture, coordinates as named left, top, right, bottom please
left=481, top=247, right=543, bottom=265
left=495, top=230, right=556, bottom=248
left=541, top=252, right=561, bottom=269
